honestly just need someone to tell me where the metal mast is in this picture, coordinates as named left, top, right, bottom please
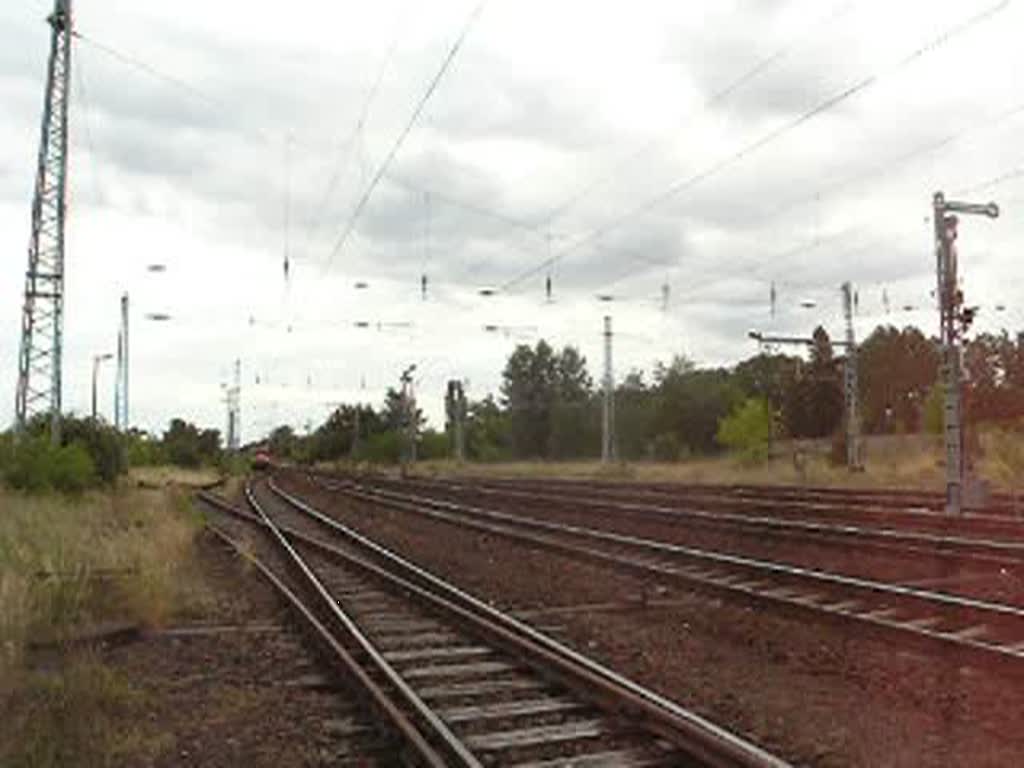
left=446, top=380, right=467, bottom=463
left=15, top=0, right=73, bottom=442
left=225, top=359, right=241, bottom=452
left=114, top=292, right=129, bottom=429
left=840, top=282, right=862, bottom=471
left=932, top=192, right=998, bottom=513
left=601, top=315, right=617, bottom=463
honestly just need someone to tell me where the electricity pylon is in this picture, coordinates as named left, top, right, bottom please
left=15, top=0, right=73, bottom=442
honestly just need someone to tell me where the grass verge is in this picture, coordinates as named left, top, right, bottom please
left=0, top=480, right=209, bottom=766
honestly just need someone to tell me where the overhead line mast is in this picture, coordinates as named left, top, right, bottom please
left=15, top=0, right=73, bottom=441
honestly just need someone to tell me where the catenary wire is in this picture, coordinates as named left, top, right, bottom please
left=497, top=0, right=1010, bottom=294
left=323, top=0, right=488, bottom=271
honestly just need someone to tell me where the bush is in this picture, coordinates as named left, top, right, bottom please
left=61, top=418, right=124, bottom=485
left=717, top=398, right=772, bottom=465
left=651, top=432, right=682, bottom=461
left=360, top=431, right=402, bottom=464
left=418, top=430, right=450, bottom=461
left=2, top=438, right=97, bottom=495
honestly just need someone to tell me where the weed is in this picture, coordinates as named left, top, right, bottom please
left=1, top=654, right=164, bottom=768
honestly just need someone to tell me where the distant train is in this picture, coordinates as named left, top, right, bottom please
left=251, top=449, right=272, bottom=471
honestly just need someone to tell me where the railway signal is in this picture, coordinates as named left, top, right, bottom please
left=932, top=191, right=999, bottom=514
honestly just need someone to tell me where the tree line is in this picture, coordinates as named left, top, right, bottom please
left=268, top=324, right=1024, bottom=466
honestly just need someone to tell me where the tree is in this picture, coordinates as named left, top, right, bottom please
left=309, top=404, right=381, bottom=462
left=783, top=327, right=843, bottom=439
left=653, top=356, right=743, bottom=455
left=268, top=425, right=299, bottom=459
left=465, top=395, right=511, bottom=461
left=500, top=341, right=593, bottom=459
left=616, top=370, right=657, bottom=460
left=162, top=419, right=221, bottom=467
left=717, top=398, right=772, bottom=464
left=734, top=353, right=802, bottom=411
left=858, top=325, right=939, bottom=433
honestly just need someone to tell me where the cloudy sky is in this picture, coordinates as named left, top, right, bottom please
left=2, top=0, right=1023, bottom=440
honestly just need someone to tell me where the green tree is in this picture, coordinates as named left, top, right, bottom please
left=653, top=356, right=743, bottom=455
left=465, top=395, right=511, bottom=461
left=500, top=340, right=593, bottom=459
left=783, top=327, right=844, bottom=439
left=858, top=325, right=938, bottom=433
left=717, top=398, right=772, bottom=465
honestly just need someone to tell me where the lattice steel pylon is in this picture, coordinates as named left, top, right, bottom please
left=15, top=0, right=73, bottom=442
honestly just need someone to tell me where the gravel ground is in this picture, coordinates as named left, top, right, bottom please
left=98, top=531, right=395, bottom=767
left=364, top=478, right=1024, bottom=606
left=279, top=470, right=1024, bottom=767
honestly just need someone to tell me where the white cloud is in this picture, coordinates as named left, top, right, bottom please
left=2, top=0, right=1023, bottom=439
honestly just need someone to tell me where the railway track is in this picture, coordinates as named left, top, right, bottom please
left=436, top=475, right=1024, bottom=517
left=324, top=473, right=1024, bottom=570
left=197, top=480, right=786, bottom=767
left=304, top=474, right=1024, bottom=674
left=473, top=476, right=1024, bottom=528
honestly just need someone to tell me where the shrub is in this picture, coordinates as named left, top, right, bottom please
left=651, top=432, right=682, bottom=461
left=361, top=431, right=402, bottom=464
left=717, top=398, right=772, bottom=465
left=2, top=438, right=97, bottom=495
left=418, top=430, right=450, bottom=461
left=61, top=418, right=124, bottom=485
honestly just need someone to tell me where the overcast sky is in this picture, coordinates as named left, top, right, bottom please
left=2, top=0, right=1023, bottom=440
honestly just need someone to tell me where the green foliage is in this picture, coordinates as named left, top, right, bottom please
left=501, top=340, right=593, bottom=459
left=615, top=370, right=657, bottom=460
left=161, top=419, right=221, bottom=468
left=3, top=657, right=152, bottom=767
left=858, top=325, right=938, bottom=433
left=60, top=418, right=124, bottom=485
left=717, top=398, right=772, bottom=465
left=653, top=357, right=743, bottom=455
left=466, top=395, right=511, bottom=461
left=418, top=429, right=449, bottom=461
left=362, top=431, right=402, bottom=464
left=782, top=327, right=844, bottom=439
left=1, top=438, right=96, bottom=495
left=651, top=432, right=682, bottom=461
left=123, top=430, right=166, bottom=467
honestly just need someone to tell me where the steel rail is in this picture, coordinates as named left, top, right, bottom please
left=317, top=479, right=1024, bottom=670
left=461, top=474, right=1024, bottom=517
left=256, top=480, right=790, bottom=768
left=239, top=483, right=485, bottom=768
left=342, top=474, right=1024, bottom=566
left=343, top=481, right=1024, bottom=619
left=201, top=518, right=448, bottom=768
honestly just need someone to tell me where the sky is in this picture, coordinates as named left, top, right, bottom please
left=2, top=0, right=1024, bottom=441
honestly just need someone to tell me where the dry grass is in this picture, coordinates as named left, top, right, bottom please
left=129, top=465, right=222, bottom=488
left=0, top=484, right=207, bottom=678
left=0, top=481, right=208, bottom=766
left=1, top=651, right=169, bottom=768
left=409, top=430, right=1024, bottom=493
left=409, top=440, right=1014, bottom=492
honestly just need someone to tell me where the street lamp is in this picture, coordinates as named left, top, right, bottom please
left=91, top=353, right=114, bottom=421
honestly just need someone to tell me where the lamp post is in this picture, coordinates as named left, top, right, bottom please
left=91, top=353, right=113, bottom=421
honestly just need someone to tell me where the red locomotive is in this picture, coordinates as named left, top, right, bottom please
left=251, top=449, right=272, bottom=471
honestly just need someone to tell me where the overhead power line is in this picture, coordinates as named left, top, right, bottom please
left=302, top=6, right=407, bottom=259
left=539, top=0, right=855, bottom=226
left=498, top=0, right=1010, bottom=294
left=324, top=0, right=488, bottom=271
